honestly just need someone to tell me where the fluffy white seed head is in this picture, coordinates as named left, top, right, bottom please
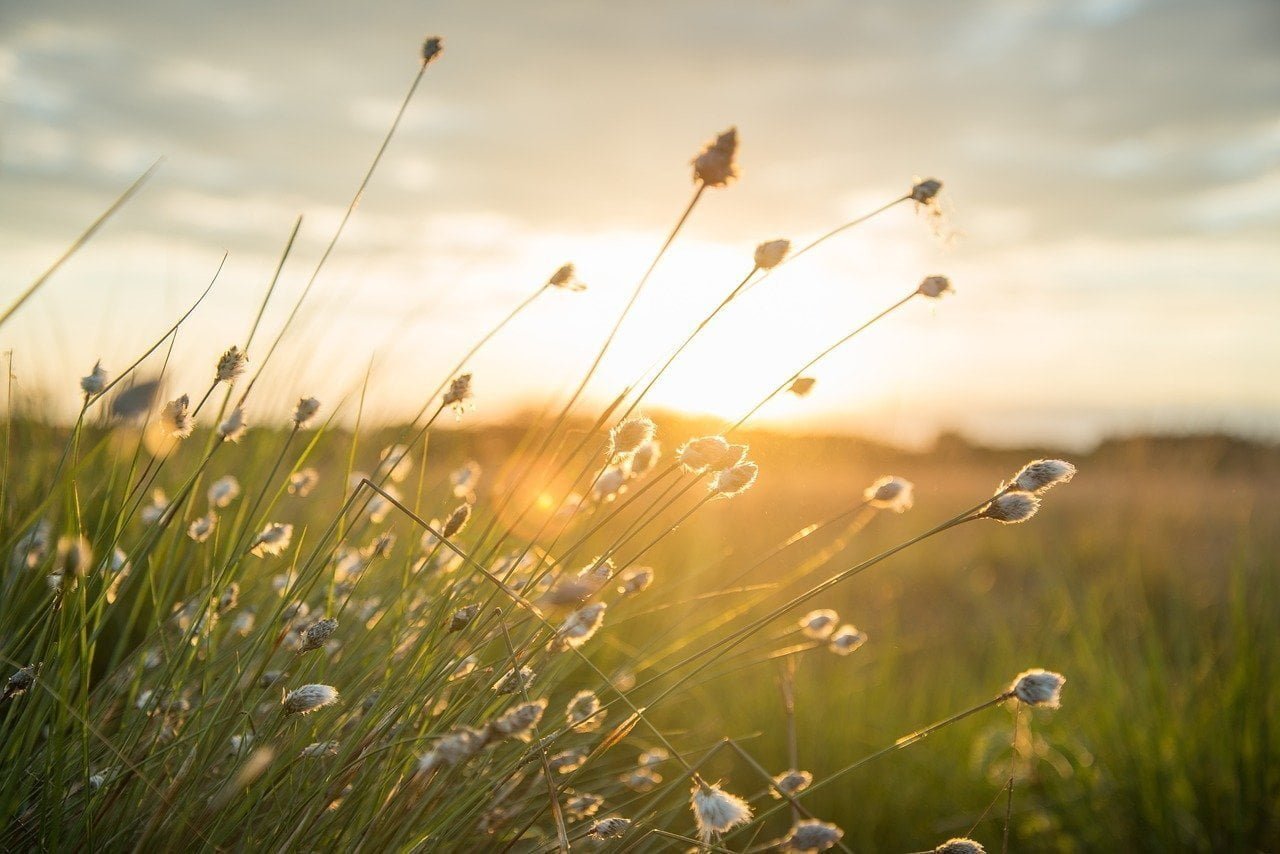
left=1010, top=459, right=1077, bottom=494
left=417, top=725, right=486, bottom=774
left=548, top=749, right=588, bottom=774
left=300, top=741, right=339, bottom=758
left=593, top=465, right=628, bottom=503
left=208, top=475, right=241, bottom=508
left=864, top=475, right=914, bottom=512
left=677, top=436, right=745, bottom=472
left=292, top=396, right=321, bottom=426
left=618, top=566, right=655, bottom=595
left=784, top=818, right=845, bottom=851
left=828, top=624, right=867, bottom=655
left=566, top=690, right=605, bottom=732
left=754, top=238, right=791, bottom=270
left=376, top=444, right=414, bottom=483
left=1010, top=669, right=1065, bottom=709
left=610, top=416, right=656, bottom=457
left=771, top=769, right=813, bottom=798
left=187, top=513, right=216, bottom=543
left=282, top=684, right=339, bottom=716
left=911, top=177, right=943, bottom=204
left=162, top=395, right=195, bottom=439
left=588, top=817, right=631, bottom=839
left=450, top=461, right=480, bottom=497
left=490, top=698, right=547, bottom=740
left=693, top=127, right=740, bottom=187
left=552, top=602, right=607, bottom=651
left=982, top=491, right=1040, bottom=524
left=711, top=461, right=758, bottom=497
left=443, top=373, right=473, bottom=411
left=299, top=618, right=338, bottom=654
left=80, top=361, right=108, bottom=397
left=630, top=440, right=661, bottom=477
left=492, top=666, right=536, bottom=695
left=639, top=747, right=669, bottom=768
left=441, top=502, right=472, bottom=539
left=799, top=609, right=839, bottom=640
left=140, top=489, right=169, bottom=525
left=917, top=275, right=954, bottom=299
left=935, top=838, right=987, bottom=854
left=218, top=407, right=247, bottom=442
left=250, top=523, right=294, bottom=557
left=288, top=468, right=319, bottom=497
left=690, top=781, right=753, bottom=842
left=565, top=792, right=604, bottom=818
left=215, top=346, right=248, bottom=383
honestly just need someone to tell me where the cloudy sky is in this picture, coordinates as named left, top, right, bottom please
left=1, top=0, right=1277, bottom=447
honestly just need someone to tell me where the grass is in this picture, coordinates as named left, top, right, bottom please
left=1, top=35, right=1277, bottom=854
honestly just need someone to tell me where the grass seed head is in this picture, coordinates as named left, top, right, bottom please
left=711, top=460, right=758, bottom=497
left=566, top=690, right=605, bottom=732
left=448, top=604, right=479, bottom=632
left=292, top=396, right=321, bottom=427
left=771, top=769, right=813, bottom=798
left=864, top=475, right=914, bottom=512
left=250, top=523, right=294, bottom=557
left=610, top=415, right=656, bottom=457
left=299, top=618, right=338, bottom=653
left=799, top=609, right=839, bottom=640
left=217, top=407, right=248, bottom=442
left=490, top=698, right=547, bottom=740
left=187, top=513, right=216, bottom=543
left=441, top=502, right=472, bottom=539
left=288, top=468, right=319, bottom=497
left=548, top=262, right=586, bottom=291
left=917, top=275, right=954, bottom=299
left=754, top=238, right=791, bottom=270
left=80, top=360, right=107, bottom=397
left=981, top=491, right=1040, bottom=524
left=564, top=791, right=603, bottom=818
left=4, top=665, right=37, bottom=699
left=551, top=602, right=607, bottom=651
left=828, top=624, right=867, bottom=655
left=1010, top=669, right=1065, bottom=708
left=935, top=839, right=987, bottom=854
left=282, top=683, right=339, bottom=716
left=492, top=666, right=536, bottom=695
left=911, top=177, right=943, bottom=204
left=783, top=818, right=845, bottom=851
left=693, top=126, right=740, bottom=187
left=208, top=475, right=241, bottom=507
left=788, top=376, right=817, bottom=397
left=690, top=780, right=753, bottom=842
left=588, top=816, right=631, bottom=839
left=422, top=36, right=444, bottom=65
left=1011, top=459, right=1077, bottom=494
left=443, top=373, right=473, bottom=412
left=618, top=565, right=654, bottom=595
left=162, top=394, right=195, bottom=438
left=215, top=345, right=248, bottom=383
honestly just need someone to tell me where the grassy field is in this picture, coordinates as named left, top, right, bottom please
left=2, top=410, right=1275, bottom=852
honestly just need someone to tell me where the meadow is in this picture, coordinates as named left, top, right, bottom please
left=2, top=35, right=1278, bottom=854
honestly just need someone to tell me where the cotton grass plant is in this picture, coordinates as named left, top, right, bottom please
left=0, top=35, right=1086, bottom=853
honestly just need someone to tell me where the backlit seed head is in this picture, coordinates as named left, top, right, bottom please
left=592, top=465, right=628, bottom=503
left=677, top=435, right=745, bottom=472
left=215, top=345, right=248, bottom=383
left=162, top=395, right=195, bottom=438
left=418, top=725, right=486, bottom=774
left=566, top=690, right=605, bottom=732
left=1010, top=459, right=1077, bottom=494
left=864, top=476, right=914, bottom=512
left=282, top=683, right=339, bottom=716
left=450, top=461, right=481, bottom=498
left=618, top=566, right=655, bottom=595
left=911, top=177, right=943, bottom=204
left=11, top=519, right=51, bottom=571
left=258, top=670, right=287, bottom=689
left=288, top=468, right=319, bottom=497
left=610, top=416, right=656, bottom=457
left=828, top=624, right=867, bottom=655
left=299, top=618, right=338, bottom=653
left=422, top=36, right=444, bottom=65
left=490, top=698, right=547, bottom=740
left=551, top=602, right=607, bottom=651
left=208, top=475, right=241, bottom=508
left=981, top=491, right=1040, bottom=524
left=622, top=767, right=663, bottom=791
left=711, top=461, right=758, bottom=497
left=549, top=749, right=588, bottom=773
left=375, top=444, right=414, bottom=483
left=55, top=535, right=92, bottom=579
left=589, top=817, right=632, bottom=840
left=693, top=127, right=740, bottom=187
left=441, top=503, right=472, bottom=539
left=799, top=609, right=839, bottom=640
left=783, top=819, right=845, bottom=852
left=630, top=440, right=661, bottom=476
left=448, top=604, right=479, bottom=632
left=443, top=373, right=473, bottom=411
left=80, top=361, right=108, bottom=397
left=771, top=769, right=813, bottom=798
left=449, top=654, right=478, bottom=681
left=690, top=781, right=753, bottom=842
left=301, top=740, right=339, bottom=758
left=548, top=262, right=586, bottom=291
left=753, top=238, right=791, bottom=270
left=935, top=839, right=987, bottom=854
left=250, top=523, right=294, bottom=557
left=565, top=791, right=604, bottom=818
left=293, top=396, right=321, bottom=426
left=140, top=489, right=168, bottom=525
left=187, top=513, right=216, bottom=543
left=639, top=747, right=669, bottom=768
left=492, top=666, right=535, bottom=695
left=218, top=583, right=240, bottom=613
left=788, top=376, right=817, bottom=397
left=217, top=407, right=247, bottom=442
left=1010, top=669, right=1065, bottom=709
left=4, top=665, right=37, bottom=699
left=917, top=275, right=954, bottom=299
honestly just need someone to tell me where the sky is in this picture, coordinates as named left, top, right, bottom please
left=1, top=0, right=1277, bottom=449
